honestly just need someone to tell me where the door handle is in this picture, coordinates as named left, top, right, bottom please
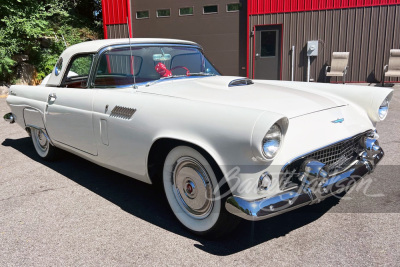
left=48, top=93, right=57, bottom=102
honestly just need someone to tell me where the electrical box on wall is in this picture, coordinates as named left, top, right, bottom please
left=307, top=40, right=318, bottom=56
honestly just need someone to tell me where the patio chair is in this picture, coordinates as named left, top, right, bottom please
left=325, top=52, right=350, bottom=84
left=382, top=49, right=400, bottom=86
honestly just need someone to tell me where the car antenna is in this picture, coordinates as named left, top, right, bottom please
left=126, top=17, right=137, bottom=89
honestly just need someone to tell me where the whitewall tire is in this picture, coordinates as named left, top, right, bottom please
left=31, top=128, right=58, bottom=160
left=163, top=145, right=240, bottom=236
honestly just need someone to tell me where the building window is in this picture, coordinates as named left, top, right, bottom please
left=179, top=7, right=194, bottom=16
left=260, top=31, right=277, bottom=57
left=136, top=10, right=149, bottom=19
left=157, top=9, right=171, bottom=18
left=203, top=5, right=218, bottom=14
left=227, top=3, right=242, bottom=12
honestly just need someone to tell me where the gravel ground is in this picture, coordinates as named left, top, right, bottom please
left=0, top=84, right=399, bottom=266
left=0, top=86, right=9, bottom=96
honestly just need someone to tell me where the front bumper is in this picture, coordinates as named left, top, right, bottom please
left=225, top=142, right=384, bottom=221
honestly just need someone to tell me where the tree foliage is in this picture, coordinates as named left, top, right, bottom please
left=0, top=0, right=103, bottom=83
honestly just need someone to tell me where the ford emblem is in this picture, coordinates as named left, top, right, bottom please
left=332, top=118, right=344, bottom=123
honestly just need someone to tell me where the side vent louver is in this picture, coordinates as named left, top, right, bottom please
left=228, top=78, right=254, bottom=87
left=110, top=106, right=136, bottom=120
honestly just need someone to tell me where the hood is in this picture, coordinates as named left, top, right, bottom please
left=138, top=76, right=348, bottom=118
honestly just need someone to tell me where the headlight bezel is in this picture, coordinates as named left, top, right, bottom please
left=378, top=97, right=390, bottom=120
left=251, top=116, right=288, bottom=162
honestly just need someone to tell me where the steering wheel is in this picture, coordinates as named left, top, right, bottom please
left=171, top=66, right=190, bottom=76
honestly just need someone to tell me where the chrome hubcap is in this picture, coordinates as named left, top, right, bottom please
left=35, top=129, right=48, bottom=151
left=172, top=157, right=213, bottom=219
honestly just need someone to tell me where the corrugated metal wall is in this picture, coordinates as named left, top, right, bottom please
left=249, top=5, right=400, bottom=82
left=106, top=24, right=130, bottom=39
left=248, top=0, right=400, bottom=15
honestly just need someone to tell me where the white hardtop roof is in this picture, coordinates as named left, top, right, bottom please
left=64, top=38, right=200, bottom=55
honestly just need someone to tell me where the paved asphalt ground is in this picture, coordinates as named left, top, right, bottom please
left=0, top=84, right=399, bottom=266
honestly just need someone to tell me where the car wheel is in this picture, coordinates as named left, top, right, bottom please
left=31, top=128, right=58, bottom=160
left=163, top=146, right=241, bottom=237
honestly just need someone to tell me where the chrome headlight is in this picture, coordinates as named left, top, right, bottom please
left=262, top=124, right=282, bottom=159
left=378, top=97, right=389, bottom=120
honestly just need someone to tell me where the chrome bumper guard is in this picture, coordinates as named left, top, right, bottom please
left=225, top=142, right=384, bottom=221
left=3, top=112, right=15, bottom=124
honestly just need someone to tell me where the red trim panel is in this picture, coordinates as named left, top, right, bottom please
left=127, top=0, right=132, bottom=37
left=248, top=0, right=400, bottom=15
left=101, top=0, right=108, bottom=38
left=102, top=0, right=129, bottom=25
left=102, top=0, right=133, bottom=38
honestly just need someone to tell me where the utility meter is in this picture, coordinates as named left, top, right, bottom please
left=307, top=40, right=318, bottom=56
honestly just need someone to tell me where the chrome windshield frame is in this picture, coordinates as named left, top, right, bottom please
left=88, top=43, right=218, bottom=89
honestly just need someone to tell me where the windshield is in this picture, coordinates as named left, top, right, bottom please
left=94, top=45, right=220, bottom=88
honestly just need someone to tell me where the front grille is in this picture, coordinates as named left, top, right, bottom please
left=280, top=132, right=367, bottom=189
left=307, top=134, right=362, bottom=172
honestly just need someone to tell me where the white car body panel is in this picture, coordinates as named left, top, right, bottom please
left=143, top=76, right=348, bottom=118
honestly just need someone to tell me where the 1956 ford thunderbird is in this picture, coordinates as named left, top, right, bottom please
left=4, top=38, right=393, bottom=237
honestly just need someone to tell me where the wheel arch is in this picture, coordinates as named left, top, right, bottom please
left=146, top=137, right=225, bottom=186
left=22, top=107, right=54, bottom=145
left=23, top=107, right=46, bottom=130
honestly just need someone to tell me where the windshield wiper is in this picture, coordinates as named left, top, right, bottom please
left=145, top=75, right=185, bottom=87
left=145, top=73, right=216, bottom=87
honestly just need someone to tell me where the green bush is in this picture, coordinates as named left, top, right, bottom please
left=0, top=0, right=103, bottom=83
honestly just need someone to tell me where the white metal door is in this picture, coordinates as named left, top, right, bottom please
left=45, top=87, right=97, bottom=155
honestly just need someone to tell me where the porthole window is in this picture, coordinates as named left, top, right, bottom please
left=136, top=10, right=149, bottom=19
left=54, top=57, right=63, bottom=76
left=203, top=5, right=218, bottom=14
left=179, top=7, right=194, bottom=16
left=157, top=9, right=171, bottom=17
left=227, top=3, right=242, bottom=12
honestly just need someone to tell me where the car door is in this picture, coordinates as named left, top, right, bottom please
left=45, top=53, right=98, bottom=155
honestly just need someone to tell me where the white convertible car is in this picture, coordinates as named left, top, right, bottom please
left=4, top=39, right=393, bottom=237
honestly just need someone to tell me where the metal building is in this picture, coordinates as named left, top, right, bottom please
left=102, top=0, right=400, bottom=83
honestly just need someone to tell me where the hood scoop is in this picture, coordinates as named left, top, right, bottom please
left=228, top=78, right=254, bottom=87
